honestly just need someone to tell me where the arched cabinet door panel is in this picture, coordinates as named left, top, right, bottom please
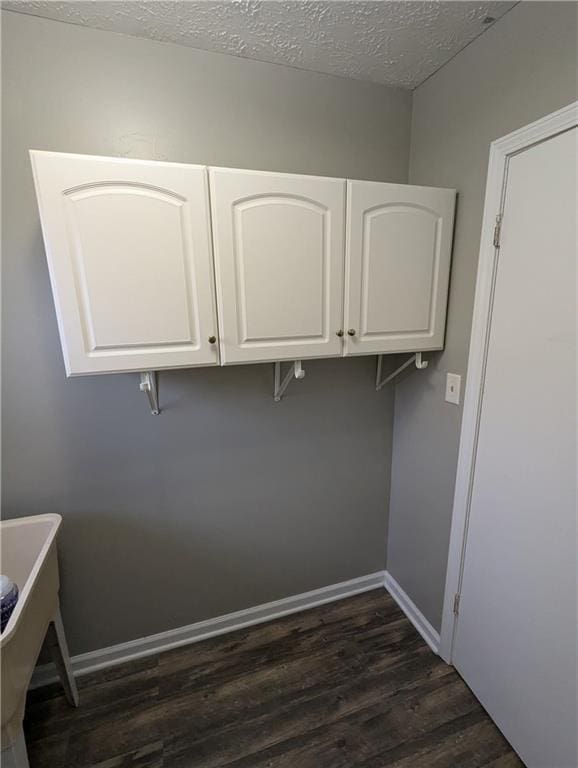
left=209, top=168, right=345, bottom=364
left=345, top=180, right=456, bottom=356
left=30, top=151, right=219, bottom=375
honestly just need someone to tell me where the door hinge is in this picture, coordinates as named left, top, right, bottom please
left=453, top=593, right=461, bottom=615
left=493, top=213, right=503, bottom=248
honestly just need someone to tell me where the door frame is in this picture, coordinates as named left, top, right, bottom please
left=439, top=101, right=578, bottom=663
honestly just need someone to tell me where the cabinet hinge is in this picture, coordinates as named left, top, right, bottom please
left=453, top=593, right=461, bottom=615
left=493, top=213, right=503, bottom=248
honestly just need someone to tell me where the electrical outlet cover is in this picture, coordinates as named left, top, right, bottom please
left=445, top=373, right=461, bottom=405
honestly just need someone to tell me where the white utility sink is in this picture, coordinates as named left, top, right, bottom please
left=0, top=514, right=78, bottom=768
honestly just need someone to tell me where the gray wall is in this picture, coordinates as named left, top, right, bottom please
left=1, top=11, right=411, bottom=655
left=386, top=1, right=577, bottom=629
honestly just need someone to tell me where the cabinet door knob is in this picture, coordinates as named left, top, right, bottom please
left=336, top=330, right=344, bottom=337
left=208, top=335, right=217, bottom=344
left=347, top=329, right=356, bottom=337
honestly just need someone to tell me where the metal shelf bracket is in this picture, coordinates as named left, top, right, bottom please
left=376, top=352, right=428, bottom=391
left=140, top=371, right=160, bottom=415
left=274, top=360, right=305, bottom=402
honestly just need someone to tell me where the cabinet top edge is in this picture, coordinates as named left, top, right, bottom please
left=347, top=177, right=457, bottom=195
left=27, top=150, right=456, bottom=194
left=208, top=165, right=346, bottom=185
left=28, top=149, right=207, bottom=172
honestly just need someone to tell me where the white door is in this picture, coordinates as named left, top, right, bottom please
left=453, top=128, right=576, bottom=767
left=345, top=180, right=455, bottom=356
left=31, top=151, right=219, bottom=375
left=209, top=168, right=345, bottom=364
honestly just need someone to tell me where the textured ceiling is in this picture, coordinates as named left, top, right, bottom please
left=3, top=1, right=516, bottom=89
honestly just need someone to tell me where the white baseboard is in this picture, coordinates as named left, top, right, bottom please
left=383, top=571, right=440, bottom=654
left=31, top=571, right=385, bottom=689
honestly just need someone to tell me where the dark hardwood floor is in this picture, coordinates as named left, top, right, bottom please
left=24, top=589, right=523, bottom=768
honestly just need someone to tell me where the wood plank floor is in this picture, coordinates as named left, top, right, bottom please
left=24, top=590, right=524, bottom=768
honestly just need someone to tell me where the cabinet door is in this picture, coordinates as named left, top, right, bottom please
left=209, top=168, right=345, bottom=364
left=345, top=180, right=456, bottom=356
left=31, top=151, right=219, bottom=375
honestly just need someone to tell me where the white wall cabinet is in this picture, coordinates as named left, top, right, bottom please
left=31, top=151, right=456, bottom=379
left=31, top=151, right=219, bottom=375
left=209, top=168, right=345, bottom=364
left=345, top=180, right=456, bottom=356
